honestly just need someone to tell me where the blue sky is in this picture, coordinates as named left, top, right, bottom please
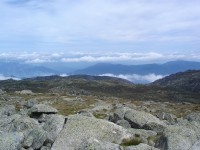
left=0, top=0, right=200, bottom=63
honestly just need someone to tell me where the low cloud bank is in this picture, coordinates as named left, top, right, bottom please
left=99, top=73, right=165, bottom=83
left=0, top=74, right=21, bottom=80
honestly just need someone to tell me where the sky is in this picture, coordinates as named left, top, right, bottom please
left=0, top=0, right=200, bottom=64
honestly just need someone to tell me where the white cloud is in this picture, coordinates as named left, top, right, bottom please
left=0, top=74, right=20, bottom=80
left=0, top=0, right=200, bottom=45
left=99, top=73, right=165, bottom=83
left=0, top=51, right=200, bottom=64
left=59, top=74, right=68, bottom=77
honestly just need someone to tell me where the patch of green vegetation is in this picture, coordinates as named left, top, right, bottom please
left=93, top=113, right=108, bottom=119
left=120, top=137, right=142, bottom=146
left=147, top=134, right=162, bottom=144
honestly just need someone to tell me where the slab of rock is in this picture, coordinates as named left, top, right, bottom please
left=0, top=114, right=21, bottom=132
left=189, top=141, right=200, bottom=150
left=116, top=119, right=131, bottom=128
left=124, top=109, right=164, bottom=129
left=143, top=122, right=166, bottom=133
left=0, top=132, right=24, bottom=150
left=23, top=127, right=47, bottom=149
left=9, top=117, right=39, bottom=134
left=0, top=105, right=16, bottom=116
left=20, top=90, right=33, bottom=94
left=113, top=107, right=132, bottom=123
left=26, top=99, right=38, bottom=108
left=40, top=146, right=50, bottom=150
left=124, top=143, right=159, bottom=150
left=28, top=104, right=58, bottom=116
left=185, top=112, right=200, bottom=123
left=77, top=110, right=94, bottom=117
left=156, top=125, right=198, bottom=150
left=0, top=89, right=5, bottom=94
left=157, top=112, right=177, bottom=123
left=43, top=114, right=65, bottom=143
left=176, top=118, right=200, bottom=139
left=128, top=129, right=157, bottom=140
left=78, top=137, right=122, bottom=150
left=51, top=115, right=134, bottom=150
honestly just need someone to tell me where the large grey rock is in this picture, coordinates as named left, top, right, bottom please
left=143, top=122, right=166, bottom=133
left=40, top=146, right=50, bottom=150
left=128, top=129, right=157, bottom=140
left=124, top=143, right=159, bottom=150
left=28, top=104, right=58, bottom=116
left=78, top=137, right=122, bottom=150
left=116, top=119, right=131, bottom=128
left=189, top=141, right=200, bottom=150
left=23, top=127, right=47, bottom=149
left=0, top=114, right=21, bottom=132
left=51, top=115, right=134, bottom=150
left=113, top=107, right=132, bottom=123
left=26, top=99, right=38, bottom=108
left=156, top=125, right=198, bottom=150
left=0, top=105, right=16, bottom=116
left=77, top=110, right=94, bottom=117
left=124, top=109, right=164, bottom=129
left=0, top=89, right=5, bottom=94
left=42, top=114, right=65, bottom=143
left=176, top=118, right=200, bottom=139
left=157, top=112, right=177, bottom=123
left=9, top=117, right=39, bottom=134
left=0, top=132, right=24, bottom=150
left=185, top=112, right=200, bottom=123
left=20, top=90, right=33, bottom=95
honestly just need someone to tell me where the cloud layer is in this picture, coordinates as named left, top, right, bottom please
left=0, top=74, right=20, bottom=80
left=0, top=0, right=200, bottom=51
left=0, top=51, right=199, bottom=64
left=99, top=73, right=165, bottom=83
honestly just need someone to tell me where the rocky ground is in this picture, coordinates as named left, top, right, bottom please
left=1, top=89, right=200, bottom=150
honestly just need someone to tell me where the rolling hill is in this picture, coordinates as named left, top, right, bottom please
left=73, top=60, right=200, bottom=75
left=0, top=72, right=200, bottom=103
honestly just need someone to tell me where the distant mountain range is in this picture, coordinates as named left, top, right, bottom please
left=0, top=61, right=57, bottom=78
left=0, top=60, right=200, bottom=83
left=73, top=60, right=200, bottom=75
